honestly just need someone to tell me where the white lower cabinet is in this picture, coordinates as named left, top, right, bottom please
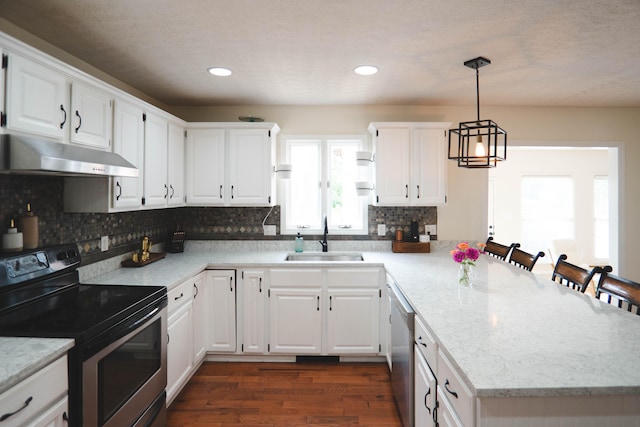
left=205, top=270, right=237, bottom=352
left=415, top=346, right=437, bottom=427
left=167, top=279, right=194, bottom=405
left=269, top=269, right=323, bottom=354
left=268, top=268, right=382, bottom=355
left=0, top=355, right=68, bottom=427
left=241, top=269, right=266, bottom=353
left=191, top=272, right=207, bottom=364
left=437, top=386, right=465, bottom=427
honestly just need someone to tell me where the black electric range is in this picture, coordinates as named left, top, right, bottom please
left=0, top=244, right=168, bottom=427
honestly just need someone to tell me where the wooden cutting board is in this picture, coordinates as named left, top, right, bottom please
left=392, top=241, right=430, bottom=253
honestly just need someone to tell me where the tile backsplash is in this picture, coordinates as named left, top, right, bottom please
left=1, top=175, right=436, bottom=264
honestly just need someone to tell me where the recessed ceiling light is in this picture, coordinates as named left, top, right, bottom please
left=354, top=65, right=378, bottom=76
left=208, top=67, right=232, bottom=77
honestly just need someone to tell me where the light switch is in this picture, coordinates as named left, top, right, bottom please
left=425, top=224, right=437, bottom=236
left=263, top=225, right=276, bottom=236
left=377, top=224, right=386, bottom=236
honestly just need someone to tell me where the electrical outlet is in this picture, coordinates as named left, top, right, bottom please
left=425, top=224, right=437, bottom=236
left=263, top=225, right=276, bottom=236
left=377, top=224, right=386, bottom=236
left=101, top=236, right=109, bottom=251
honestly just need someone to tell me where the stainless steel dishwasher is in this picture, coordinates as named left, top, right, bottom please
left=388, top=278, right=415, bottom=427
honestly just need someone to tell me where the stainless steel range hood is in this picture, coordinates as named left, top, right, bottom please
left=0, top=134, right=138, bottom=177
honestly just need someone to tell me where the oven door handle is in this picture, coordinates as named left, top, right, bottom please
left=85, top=303, right=163, bottom=358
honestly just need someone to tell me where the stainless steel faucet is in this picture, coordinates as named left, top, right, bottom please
left=319, top=215, right=328, bottom=252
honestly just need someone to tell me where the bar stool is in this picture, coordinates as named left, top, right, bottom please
left=484, top=237, right=518, bottom=261
left=551, top=254, right=611, bottom=293
left=595, top=271, right=640, bottom=315
left=508, top=247, right=545, bottom=272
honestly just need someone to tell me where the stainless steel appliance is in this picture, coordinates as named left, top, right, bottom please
left=388, top=279, right=415, bottom=427
left=0, top=244, right=167, bottom=427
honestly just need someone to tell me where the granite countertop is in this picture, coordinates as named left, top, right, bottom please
left=0, top=337, right=74, bottom=394
left=82, top=241, right=640, bottom=399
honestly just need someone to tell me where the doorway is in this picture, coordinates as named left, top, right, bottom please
left=488, top=146, right=619, bottom=275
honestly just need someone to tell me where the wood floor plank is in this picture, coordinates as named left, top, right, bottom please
left=167, top=361, right=402, bottom=426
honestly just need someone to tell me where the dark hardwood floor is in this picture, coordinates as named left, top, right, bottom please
left=167, top=361, right=402, bottom=426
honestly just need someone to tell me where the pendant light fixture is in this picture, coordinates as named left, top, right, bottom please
left=448, top=57, right=507, bottom=168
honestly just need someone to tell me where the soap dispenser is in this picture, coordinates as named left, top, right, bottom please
left=294, top=233, right=304, bottom=253
left=2, top=219, right=23, bottom=252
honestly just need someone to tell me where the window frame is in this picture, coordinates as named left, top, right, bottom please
left=279, top=134, right=369, bottom=236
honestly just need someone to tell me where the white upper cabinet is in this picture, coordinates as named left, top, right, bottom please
left=369, top=122, right=450, bottom=206
left=69, top=81, right=113, bottom=150
left=112, top=98, right=145, bottom=210
left=185, top=123, right=279, bottom=207
left=143, top=111, right=169, bottom=208
left=5, top=53, right=69, bottom=140
left=167, top=121, right=185, bottom=206
left=5, top=52, right=113, bottom=150
left=185, top=128, right=225, bottom=205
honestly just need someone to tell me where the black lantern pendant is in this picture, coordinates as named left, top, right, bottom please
left=448, top=57, right=507, bottom=168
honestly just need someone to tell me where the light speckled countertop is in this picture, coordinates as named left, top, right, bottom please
left=82, top=240, right=640, bottom=399
left=0, top=337, right=74, bottom=394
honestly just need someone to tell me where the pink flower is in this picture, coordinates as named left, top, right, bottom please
left=465, top=247, right=480, bottom=261
left=452, top=250, right=466, bottom=263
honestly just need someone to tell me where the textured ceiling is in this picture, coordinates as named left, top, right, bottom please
left=1, top=0, right=639, bottom=107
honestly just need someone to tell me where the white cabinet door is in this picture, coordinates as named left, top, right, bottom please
left=191, top=272, right=207, bottom=364
left=143, top=112, right=168, bottom=208
left=69, top=81, right=112, bottom=150
left=206, top=270, right=237, bottom=352
left=228, top=129, right=273, bottom=205
left=269, top=287, right=322, bottom=354
left=26, top=396, right=68, bottom=427
left=371, top=123, right=449, bottom=206
left=185, top=128, right=225, bottom=205
left=374, top=127, right=411, bottom=205
left=167, top=301, right=193, bottom=405
left=167, top=121, right=185, bottom=206
left=437, top=386, right=465, bottom=427
left=112, top=99, right=144, bottom=210
left=412, top=128, right=447, bottom=205
left=241, top=269, right=266, bottom=353
left=415, top=347, right=437, bottom=427
left=6, top=53, right=68, bottom=139
left=327, top=288, right=379, bottom=354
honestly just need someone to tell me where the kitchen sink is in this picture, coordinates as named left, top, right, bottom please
left=285, top=252, right=364, bottom=262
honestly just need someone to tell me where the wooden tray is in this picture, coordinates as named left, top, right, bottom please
left=392, top=241, right=430, bottom=253
left=121, top=252, right=166, bottom=267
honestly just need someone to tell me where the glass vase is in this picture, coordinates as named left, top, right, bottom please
left=458, top=262, right=473, bottom=286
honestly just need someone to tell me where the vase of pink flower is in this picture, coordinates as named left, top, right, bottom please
left=451, top=242, right=484, bottom=286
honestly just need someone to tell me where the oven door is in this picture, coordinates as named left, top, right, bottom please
left=82, top=304, right=167, bottom=427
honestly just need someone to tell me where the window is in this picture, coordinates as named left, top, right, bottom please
left=594, top=176, right=609, bottom=259
left=281, top=135, right=368, bottom=235
left=521, top=176, right=574, bottom=253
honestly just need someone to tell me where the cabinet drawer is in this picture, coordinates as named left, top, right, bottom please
left=168, top=279, right=194, bottom=313
left=327, top=268, right=380, bottom=287
left=0, top=355, right=67, bottom=426
left=415, top=316, right=437, bottom=370
left=437, top=349, right=474, bottom=427
left=270, top=269, right=322, bottom=287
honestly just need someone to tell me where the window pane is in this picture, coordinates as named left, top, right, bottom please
left=288, top=142, right=321, bottom=228
left=594, top=176, right=609, bottom=259
left=328, top=141, right=363, bottom=230
left=521, top=176, right=574, bottom=253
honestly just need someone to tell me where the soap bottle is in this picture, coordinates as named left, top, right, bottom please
left=20, top=203, right=39, bottom=249
left=294, top=233, right=304, bottom=253
left=2, top=219, right=23, bottom=252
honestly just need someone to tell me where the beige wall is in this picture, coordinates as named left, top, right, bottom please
left=170, top=105, right=640, bottom=280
